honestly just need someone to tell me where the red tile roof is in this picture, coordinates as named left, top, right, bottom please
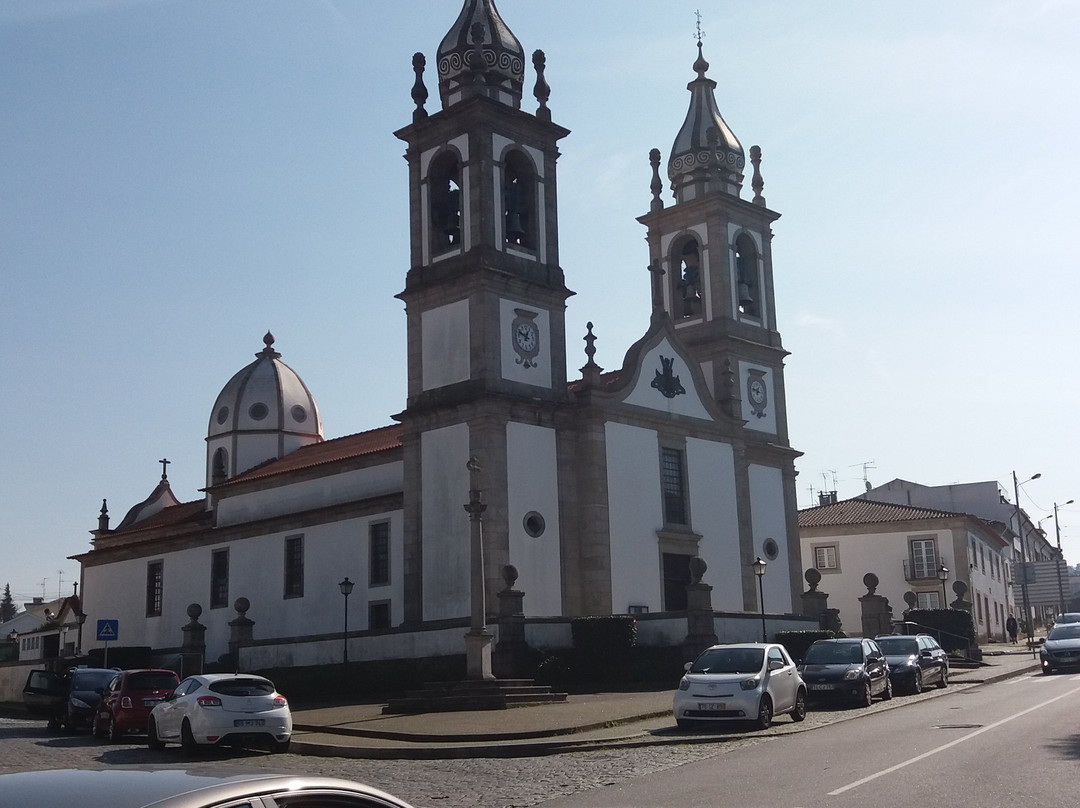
left=798, top=498, right=962, bottom=528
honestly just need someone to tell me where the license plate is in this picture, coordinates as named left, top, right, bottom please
left=142, top=698, right=162, bottom=707
left=234, top=719, right=265, bottom=727
left=696, top=702, right=725, bottom=711
left=809, top=684, right=834, bottom=691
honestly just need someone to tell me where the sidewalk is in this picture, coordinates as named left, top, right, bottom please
left=290, top=645, right=1041, bottom=760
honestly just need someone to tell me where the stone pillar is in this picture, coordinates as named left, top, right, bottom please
left=493, top=565, right=528, bottom=679
left=228, top=597, right=255, bottom=670
left=180, top=603, right=206, bottom=676
left=800, top=568, right=830, bottom=623
left=858, top=573, right=893, bottom=638
left=683, top=557, right=718, bottom=661
left=463, top=457, right=494, bottom=680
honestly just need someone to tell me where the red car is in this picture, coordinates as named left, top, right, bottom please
left=93, top=669, right=180, bottom=741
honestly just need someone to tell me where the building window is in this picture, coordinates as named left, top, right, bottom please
left=660, top=447, right=688, bottom=526
left=813, top=544, right=839, bottom=571
left=369, top=522, right=390, bottom=587
left=146, top=560, right=164, bottom=617
left=502, top=149, right=536, bottom=251
left=429, top=150, right=462, bottom=255
left=284, top=536, right=304, bottom=599
left=916, top=591, right=941, bottom=610
left=662, top=552, right=692, bottom=611
left=210, top=549, right=229, bottom=609
left=734, top=233, right=760, bottom=319
left=368, top=600, right=391, bottom=630
left=908, top=537, right=938, bottom=579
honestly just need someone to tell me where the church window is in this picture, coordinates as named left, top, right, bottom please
left=210, top=549, right=229, bottom=609
left=502, top=149, right=536, bottom=251
left=660, top=447, right=688, bottom=526
left=814, top=544, right=839, bottom=571
left=662, top=552, right=692, bottom=611
left=429, top=151, right=462, bottom=255
left=369, top=600, right=391, bottom=630
left=369, top=522, right=390, bottom=587
left=215, top=406, right=229, bottom=425
left=145, top=560, right=164, bottom=617
left=673, top=238, right=702, bottom=318
left=290, top=404, right=307, bottom=423
left=284, top=535, right=304, bottom=599
left=249, top=402, right=269, bottom=421
left=211, top=448, right=228, bottom=485
left=734, top=233, right=760, bottom=319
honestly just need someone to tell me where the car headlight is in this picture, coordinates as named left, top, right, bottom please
left=842, top=668, right=862, bottom=681
left=70, top=698, right=92, bottom=710
left=678, top=677, right=690, bottom=691
left=740, top=677, right=761, bottom=691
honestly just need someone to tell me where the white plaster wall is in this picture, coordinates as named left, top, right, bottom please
left=422, top=299, right=470, bottom=391
left=235, top=434, right=282, bottom=478
left=421, top=423, right=471, bottom=620
left=739, top=361, right=777, bottom=434
left=240, top=625, right=470, bottom=670
left=81, top=512, right=403, bottom=662
left=506, top=422, right=561, bottom=615
left=606, top=422, right=663, bottom=613
left=686, top=438, right=742, bottom=610
left=622, top=338, right=713, bottom=420
left=216, top=462, right=403, bottom=527
left=499, top=298, right=552, bottom=388
left=749, top=464, right=792, bottom=613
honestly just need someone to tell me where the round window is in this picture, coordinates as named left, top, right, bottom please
left=762, top=537, right=779, bottom=560
left=248, top=402, right=269, bottom=420
left=291, top=404, right=307, bottom=423
left=215, top=406, right=229, bottom=425
left=523, top=511, right=546, bottom=538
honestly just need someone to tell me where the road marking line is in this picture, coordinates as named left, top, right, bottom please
left=828, top=683, right=1080, bottom=795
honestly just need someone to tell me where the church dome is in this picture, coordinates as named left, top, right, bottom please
left=205, top=332, right=323, bottom=486
left=437, top=0, right=525, bottom=109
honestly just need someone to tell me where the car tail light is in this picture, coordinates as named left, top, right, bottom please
left=273, top=696, right=287, bottom=708
left=196, top=696, right=222, bottom=707
left=120, top=697, right=133, bottom=709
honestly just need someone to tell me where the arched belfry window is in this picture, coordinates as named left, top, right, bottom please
left=503, top=150, right=536, bottom=251
left=212, top=447, right=228, bottom=485
left=673, top=237, right=702, bottom=319
left=429, top=151, right=462, bottom=255
left=734, top=233, right=760, bottom=319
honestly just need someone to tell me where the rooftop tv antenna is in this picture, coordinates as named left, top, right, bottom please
left=851, top=460, right=876, bottom=492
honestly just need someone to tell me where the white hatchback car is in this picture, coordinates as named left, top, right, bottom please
left=147, top=673, right=292, bottom=754
left=674, top=642, right=807, bottom=730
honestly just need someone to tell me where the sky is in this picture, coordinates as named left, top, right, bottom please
left=2, top=0, right=1079, bottom=608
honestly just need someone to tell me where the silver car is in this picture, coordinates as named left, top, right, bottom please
left=673, top=642, right=807, bottom=730
left=0, top=770, right=415, bottom=808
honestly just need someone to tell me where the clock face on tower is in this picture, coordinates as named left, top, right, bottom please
left=511, top=308, right=541, bottom=368
left=746, top=369, right=768, bottom=418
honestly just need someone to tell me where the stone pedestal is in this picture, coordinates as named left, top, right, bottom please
left=227, top=597, right=255, bottom=670
left=465, top=629, right=494, bottom=680
left=800, top=568, right=830, bottom=623
left=858, top=573, right=893, bottom=638
left=493, top=567, right=529, bottom=678
left=682, top=557, right=718, bottom=661
left=180, top=603, right=206, bottom=675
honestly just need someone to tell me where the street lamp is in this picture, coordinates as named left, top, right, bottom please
left=1013, top=471, right=1041, bottom=649
left=76, top=612, right=87, bottom=656
left=338, top=577, right=354, bottom=666
left=937, top=564, right=949, bottom=608
left=752, top=557, right=768, bottom=643
left=1049, top=500, right=1074, bottom=615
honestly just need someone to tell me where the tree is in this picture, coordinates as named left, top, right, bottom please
left=0, top=584, right=16, bottom=622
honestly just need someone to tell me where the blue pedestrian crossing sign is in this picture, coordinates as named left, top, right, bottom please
left=96, top=619, right=119, bottom=642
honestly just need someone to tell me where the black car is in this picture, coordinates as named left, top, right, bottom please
left=23, top=667, right=119, bottom=731
left=875, top=634, right=949, bottom=694
left=798, top=638, right=892, bottom=706
left=1040, top=623, right=1080, bottom=674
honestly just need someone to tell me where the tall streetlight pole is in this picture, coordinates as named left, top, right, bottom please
left=1051, top=500, right=1074, bottom=616
left=752, top=557, right=768, bottom=643
left=1013, top=471, right=1041, bottom=649
left=938, top=564, right=949, bottom=608
left=338, top=577, right=353, bottom=666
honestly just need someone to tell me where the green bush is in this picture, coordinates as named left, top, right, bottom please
left=900, top=610, right=976, bottom=655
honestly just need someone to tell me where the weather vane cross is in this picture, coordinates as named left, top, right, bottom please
left=694, top=9, right=705, bottom=43
left=159, top=457, right=171, bottom=480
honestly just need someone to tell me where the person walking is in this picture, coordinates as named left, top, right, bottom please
left=1006, top=614, right=1018, bottom=644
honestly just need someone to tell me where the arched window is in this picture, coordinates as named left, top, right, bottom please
left=429, top=151, right=462, bottom=254
left=212, top=447, right=228, bottom=485
left=734, top=233, right=760, bottom=319
left=503, top=150, right=536, bottom=250
left=672, top=237, right=702, bottom=318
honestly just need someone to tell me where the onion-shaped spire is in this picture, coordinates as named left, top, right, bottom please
left=437, top=0, right=525, bottom=109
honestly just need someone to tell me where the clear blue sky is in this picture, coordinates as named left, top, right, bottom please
left=2, top=0, right=1078, bottom=607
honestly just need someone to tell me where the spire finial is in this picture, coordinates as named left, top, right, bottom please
left=159, top=457, right=171, bottom=481
left=257, top=331, right=281, bottom=359
left=695, top=9, right=705, bottom=44
left=579, top=322, right=603, bottom=385
left=532, top=50, right=551, bottom=121
left=750, top=144, right=766, bottom=206
left=411, top=52, right=428, bottom=122
left=649, top=148, right=664, bottom=211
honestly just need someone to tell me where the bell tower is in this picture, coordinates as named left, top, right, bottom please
left=637, top=41, right=791, bottom=446
left=394, top=0, right=572, bottom=623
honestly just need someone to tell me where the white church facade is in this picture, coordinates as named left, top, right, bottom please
left=73, top=0, right=804, bottom=669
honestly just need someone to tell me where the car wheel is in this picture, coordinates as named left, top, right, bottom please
left=270, top=739, right=291, bottom=754
left=675, top=718, right=698, bottom=730
left=937, top=666, right=949, bottom=688
left=180, top=720, right=199, bottom=758
left=147, top=718, right=165, bottom=750
left=46, top=715, right=61, bottom=732
left=911, top=669, right=923, bottom=695
left=881, top=676, right=893, bottom=701
left=108, top=715, right=122, bottom=743
left=790, top=689, right=807, bottom=722
left=92, top=715, right=106, bottom=739
left=858, top=681, right=873, bottom=708
left=754, top=695, right=773, bottom=730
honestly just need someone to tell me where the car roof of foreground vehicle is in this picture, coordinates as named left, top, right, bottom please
left=0, top=769, right=415, bottom=808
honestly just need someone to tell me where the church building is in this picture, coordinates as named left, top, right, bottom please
left=73, top=0, right=803, bottom=668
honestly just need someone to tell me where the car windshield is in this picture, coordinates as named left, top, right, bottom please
left=1048, top=624, right=1080, bottom=640
left=128, top=673, right=178, bottom=690
left=875, top=637, right=918, bottom=656
left=689, top=647, right=764, bottom=674
left=804, top=643, right=862, bottom=665
left=70, top=670, right=116, bottom=691
left=208, top=678, right=275, bottom=696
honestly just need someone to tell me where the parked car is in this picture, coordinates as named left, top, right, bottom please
left=1055, top=613, right=1080, bottom=624
left=799, top=638, right=892, bottom=706
left=22, top=667, right=119, bottom=730
left=148, top=672, right=292, bottom=754
left=93, top=668, right=180, bottom=741
left=874, top=634, right=949, bottom=694
left=673, top=642, right=807, bottom=730
left=0, top=769, right=415, bottom=808
left=1040, top=622, right=1080, bottom=674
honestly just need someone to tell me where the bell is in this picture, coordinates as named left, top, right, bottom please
left=505, top=211, right=525, bottom=244
left=738, top=281, right=754, bottom=308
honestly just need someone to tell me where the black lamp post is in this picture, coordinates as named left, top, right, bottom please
left=937, top=564, right=949, bottom=608
left=1013, top=471, right=1041, bottom=648
left=752, top=557, right=768, bottom=643
left=338, top=577, right=354, bottom=665
left=76, top=612, right=87, bottom=656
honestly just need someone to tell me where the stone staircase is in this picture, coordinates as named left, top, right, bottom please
left=383, top=679, right=567, bottom=714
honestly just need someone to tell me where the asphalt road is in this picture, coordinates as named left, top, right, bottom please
left=1, top=673, right=1069, bottom=808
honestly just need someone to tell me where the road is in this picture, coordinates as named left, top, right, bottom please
left=1, top=672, right=1075, bottom=807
